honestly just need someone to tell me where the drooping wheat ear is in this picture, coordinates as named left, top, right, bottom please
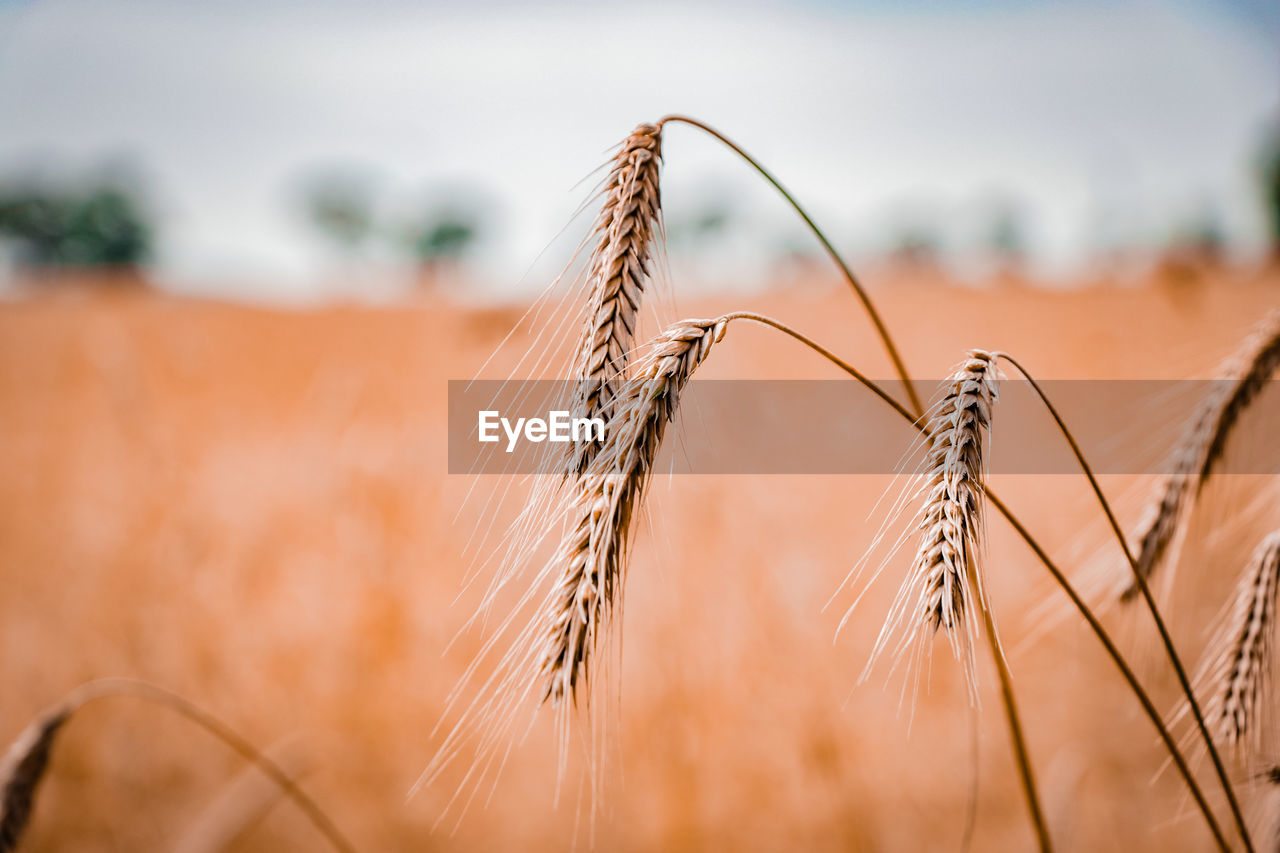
left=871, top=350, right=1001, bottom=700
left=0, top=707, right=67, bottom=852
left=567, top=123, right=665, bottom=474
left=1200, top=531, right=1280, bottom=749
left=1122, top=310, right=1280, bottom=601
left=543, top=317, right=726, bottom=703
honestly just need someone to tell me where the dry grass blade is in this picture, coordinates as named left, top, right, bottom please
left=174, top=740, right=306, bottom=853
left=1201, top=531, right=1280, bottom=749
left=870, top=350, right=1001, bottom=701
left=1123, top=310, right=1280, bottom=601
left=542, top=317, right=726, bottom=704
left=0, top=707, right=68, bottom=853
left=568, top=122, right=664, bottom=474
left=0, top=679, right=354, bottom=853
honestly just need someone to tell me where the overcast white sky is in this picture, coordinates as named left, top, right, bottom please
left=0, top=0, right=1276, bottom=298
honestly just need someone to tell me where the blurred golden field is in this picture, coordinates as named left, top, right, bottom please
left=2, top=267, right=1279, bottom=851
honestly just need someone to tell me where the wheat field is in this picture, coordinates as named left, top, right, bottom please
left=0, top=265, right=1277, bottom=850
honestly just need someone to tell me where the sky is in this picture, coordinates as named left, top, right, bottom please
left=0, top=0, right=1276, bottom=299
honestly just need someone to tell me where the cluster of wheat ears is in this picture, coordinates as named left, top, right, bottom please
left=2, top=117, right=1278, bottom=852
left=468, top=116, right=1280, bottom=851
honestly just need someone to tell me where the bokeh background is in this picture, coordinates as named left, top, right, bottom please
left=2, top=0, right=1280, bottom=850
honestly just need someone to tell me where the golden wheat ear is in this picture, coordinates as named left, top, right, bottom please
left=1122, top=310, right=1280, bottom=602
left=1195, top=531, right=1280, bottom=752
left=566, top=122, right=665, bottom=475
left=866, top=350, right=1001, bottom=703
left=542, top=318, right=726, bottom=704
left=0, top=707, right=68, bottom=852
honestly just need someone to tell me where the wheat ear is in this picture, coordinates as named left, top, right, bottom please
left=714, top=320, right=1223, bottom=849
left=0, top=679, right=354, bottom=853
left=0, top=708, right=66, bottom=852
left=870, top=350, right=1000, bottom=700
left=1123, top=311, right=1280, bottom=601
left=567, top=123, right=664, bottom=474
left=1201, top=531, right=1280, bottom=749
left=543, top=317, right=725, bottom=703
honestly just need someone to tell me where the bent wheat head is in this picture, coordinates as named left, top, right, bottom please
left=567, top=123, right=665, bottom=474
left=1123, top=310, right=1280, bottom=601
left=1204, top=531, right=1280, bottom=748
left=869, top=350, right=1000, bottom=701
left=543, top=317, right=726, bottom=703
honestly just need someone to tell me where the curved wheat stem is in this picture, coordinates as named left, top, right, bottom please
left=543, top=318, right=726, bottom=703
left=860, top=349, right=1052, bottom=849
left=567, top=123, right=664, bottom=474
left=657, top=114, right=924, bottom=420
left=716, top=312, right=1227, bottom=851
left=0, top=679, right=354, bottom=853
left=552, top=321, right=1049, bottom=846
left=1124, top=310, right=1280, bottom=601
left=999, top=352, right=1254, bottom=852
left=1203, top=532, right=1280, bottom=749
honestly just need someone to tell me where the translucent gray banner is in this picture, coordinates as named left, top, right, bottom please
left=447, top=380, right=1280, bottom=475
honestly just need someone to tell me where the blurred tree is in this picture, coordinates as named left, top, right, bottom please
left=412, top=210, right=477, bottom=263
left=293, top=172, right=494, bottom=283
left=1173, top=206, right=1226, bottom=265
left=405, top=198, right=486, bottom=275
left=302, top=173, right=375, bottom=252
left=985, top=201, right=1027, bottom=264
left=0, top=180, right=151, bottom=270
left=889, top=225, right=941, bottom=269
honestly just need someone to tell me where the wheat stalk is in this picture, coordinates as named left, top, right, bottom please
left=567, top=123, right=664, bottom=474
left=1123, top=310, right=1280, bottom=601
left=870, top=350, right=1001, bottom=700
left=1201, top=531, right=1280, bottom=749
left=657, top=115, right=926, bottom=419
left=174, top=739, right=306, bottom=853
left=1000, top=352, right=1253, bottom=850
left=0, top=680, right=354, bottom=853
left=542, top=317, right=726, bottom=703
left=737, top=312, right=1222, bottom=847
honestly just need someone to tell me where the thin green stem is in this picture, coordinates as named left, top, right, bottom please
left=658, top=114, right=925, bottom=421
left=719, top=312, right=1230, bottom=851
left=998, top=353, right=1252, bottom=853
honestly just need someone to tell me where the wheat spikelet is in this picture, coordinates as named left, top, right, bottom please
left=543, top=317, right=726, bottom=703
left=567, top=122, right=665, bottom=474
left=1200, top=531, right=1280, bottom=749
left=416, top=128, right=667, bottom=813
left=868, top=350, right=1001, bottom=701
left=0, top=707, right=68, bottom=852
left=1122, top=310, right=1280, bottom=601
